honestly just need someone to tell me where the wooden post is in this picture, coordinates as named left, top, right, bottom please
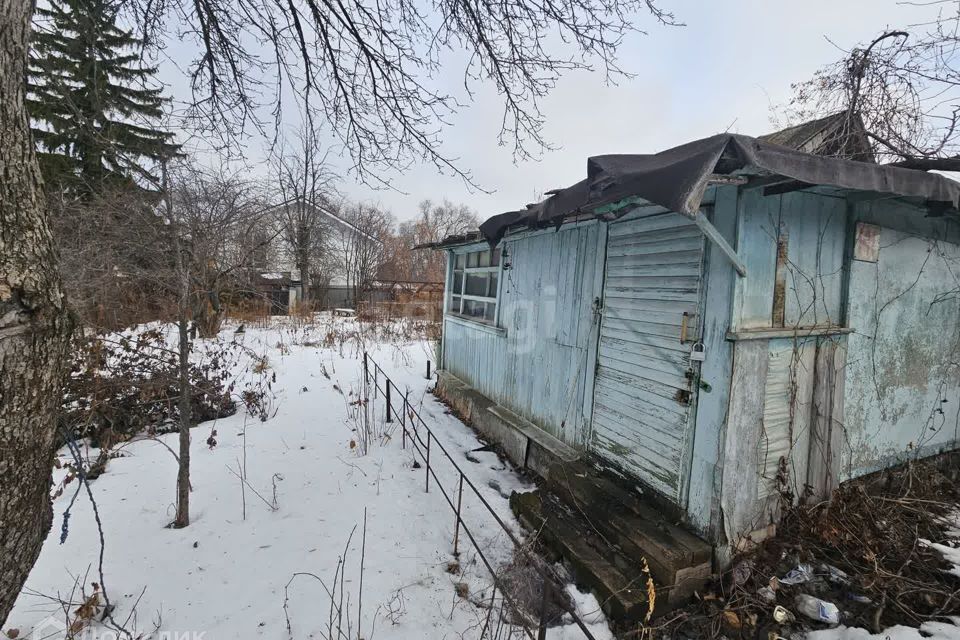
left=807, top=338, right=845, bottom=500
left=772, top=225, right=789, bottom=328
left=426, top=359, right=431, bottom=380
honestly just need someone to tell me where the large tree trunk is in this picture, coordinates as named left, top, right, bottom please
left=0, top=0, right=73, bottom=625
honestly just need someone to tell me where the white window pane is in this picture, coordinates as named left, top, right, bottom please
left=488, top=273, right=498, bottom=297
left=453, top=272, right=463, bottom=293
left=467, top=251, right=480, bottom=268
left=478, top=250, right=491, bottom=267
left=455, top=254, right=466, bottom=269
left=484, top=303, right=496, bottom=322
left=449, top=296, right=461, bottom=312
left=491, top=248, right=501, bottom=266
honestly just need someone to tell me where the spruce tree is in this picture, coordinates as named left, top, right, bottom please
left=27, top=0, right=178, bottom=194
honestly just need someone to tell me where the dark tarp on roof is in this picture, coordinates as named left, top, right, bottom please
left=477, top=133, right=960, bottom=245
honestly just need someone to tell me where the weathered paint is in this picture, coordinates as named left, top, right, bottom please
left=756, top=339, right=816, bottom=498
left=441, top=222, right=605, bottom=446
left=720, top=187, right=849, bottom=549
left=591, top=209, right=706, bottom=502
left=439, top=178, right=960, bottom=551
left=687, top=185, right=738, bottom=538
left=719, top=338, right=769, bottom=548
left=719, top=333, right=828, bottom=547
left=807, top=337, right=846, bottom=499
left=843, top=220, right=960, bottom=478
left=733, top=189, right=847, bottom=329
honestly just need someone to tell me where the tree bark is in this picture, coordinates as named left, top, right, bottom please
left=174, top=314, right=191, bottom=528
left=0, top=0, right=74, bottom=625
left=165, top=162, right=192, bottom=529
left=297, top=227, right=310, bottom=307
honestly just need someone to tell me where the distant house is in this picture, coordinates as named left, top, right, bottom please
left=260, top=198, right=381, bottom=310
left=251, top=272, right=301, bottom=315
left=430, top=130, right=960, bottom=616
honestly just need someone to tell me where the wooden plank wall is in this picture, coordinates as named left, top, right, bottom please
left=720, top=188, right=850, bottom=550
left=442, top=222, right=606, bottom=446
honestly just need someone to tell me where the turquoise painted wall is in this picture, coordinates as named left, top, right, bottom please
left=843, top=200, right=960, bottom=478
left=442, top=222, right=606, bottom=446
left=441, top=183, right=960, bottom=547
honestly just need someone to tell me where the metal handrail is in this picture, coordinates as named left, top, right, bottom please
left=362, top=352, right=598, bottom=640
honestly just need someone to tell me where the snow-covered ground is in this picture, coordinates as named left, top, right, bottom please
left=5, top=316, right=610, bottom=640
left=7, top=315, right=960, bottom=640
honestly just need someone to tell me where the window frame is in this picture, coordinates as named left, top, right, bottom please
left=446, top=245, right=502, bottom=326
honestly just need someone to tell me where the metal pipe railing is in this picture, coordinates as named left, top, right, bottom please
left=362, top=352, right=599, bottom=640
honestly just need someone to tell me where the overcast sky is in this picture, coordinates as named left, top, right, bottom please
left=157, top=1, right=934, bottom=222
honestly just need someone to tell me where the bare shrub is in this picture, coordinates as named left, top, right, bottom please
left=496, top=546, right=573, bottom=629
left=61, top=329, right=237, bottom=449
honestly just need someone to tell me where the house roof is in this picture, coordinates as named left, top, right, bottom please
left=759, top=112, right=874, bottom=163
left=469, top=132, right=960, bottom=245
left=264, top=198, right=382, bottom=244
left=254, top=271, right=299, bottom=286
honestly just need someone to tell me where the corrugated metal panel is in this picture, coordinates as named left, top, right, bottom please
left=442, top=223, right=605, bottom=446
left=757, top=338, right=818, bottom=499
left=591, top=211, right=705, bottom=502
left=757, top=345, right=793, bottom=498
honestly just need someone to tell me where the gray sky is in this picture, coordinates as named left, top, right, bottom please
left=157, top=1, right=933, bottom=222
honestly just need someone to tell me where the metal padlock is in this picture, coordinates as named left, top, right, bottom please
left=690, top=342, right=706, bottom=362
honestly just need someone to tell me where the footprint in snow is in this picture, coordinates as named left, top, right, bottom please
left=487, top=479, right=511, bottom=500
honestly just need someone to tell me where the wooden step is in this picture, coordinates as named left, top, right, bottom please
left=510, top=490, right=654, bottom=623
left=510, top=461, right=712, bottom=616
left=543, top=461, right=712, bottom=604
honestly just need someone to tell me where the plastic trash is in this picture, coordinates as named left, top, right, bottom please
left=818, top=563, right=850, bottom=585
left=779, top=564, right=814, bottom=585
left=757, top=586, right=777, bottom=603
left=794, top=594, right=840, bottom=624
left=772, top=605, right=795, bottom=623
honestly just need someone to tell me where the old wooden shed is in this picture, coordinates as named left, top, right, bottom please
left=434, top=133, right=960, bottom=589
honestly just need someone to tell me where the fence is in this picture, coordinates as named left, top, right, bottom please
left=357, top=300, right=442, bottom=322
left=362, top=353, right=598, bottom=640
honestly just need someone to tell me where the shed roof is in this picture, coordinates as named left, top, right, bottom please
left=758, top=112, right=874, bottom=162
left=472, top=133, right=960, bottom=245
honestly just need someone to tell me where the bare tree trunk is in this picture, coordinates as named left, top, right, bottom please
left=164, top=162, right=192, bottom=529
left=297, top=228, right=310, bottom=307
left=174, top=312, right=191, bottom=528
left=0, top=0, right=73, bottom=624
left=297, top=254, right=310, bottom=307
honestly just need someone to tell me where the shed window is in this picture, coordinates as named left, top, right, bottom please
left=448, top=247, right=500, bottom=324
